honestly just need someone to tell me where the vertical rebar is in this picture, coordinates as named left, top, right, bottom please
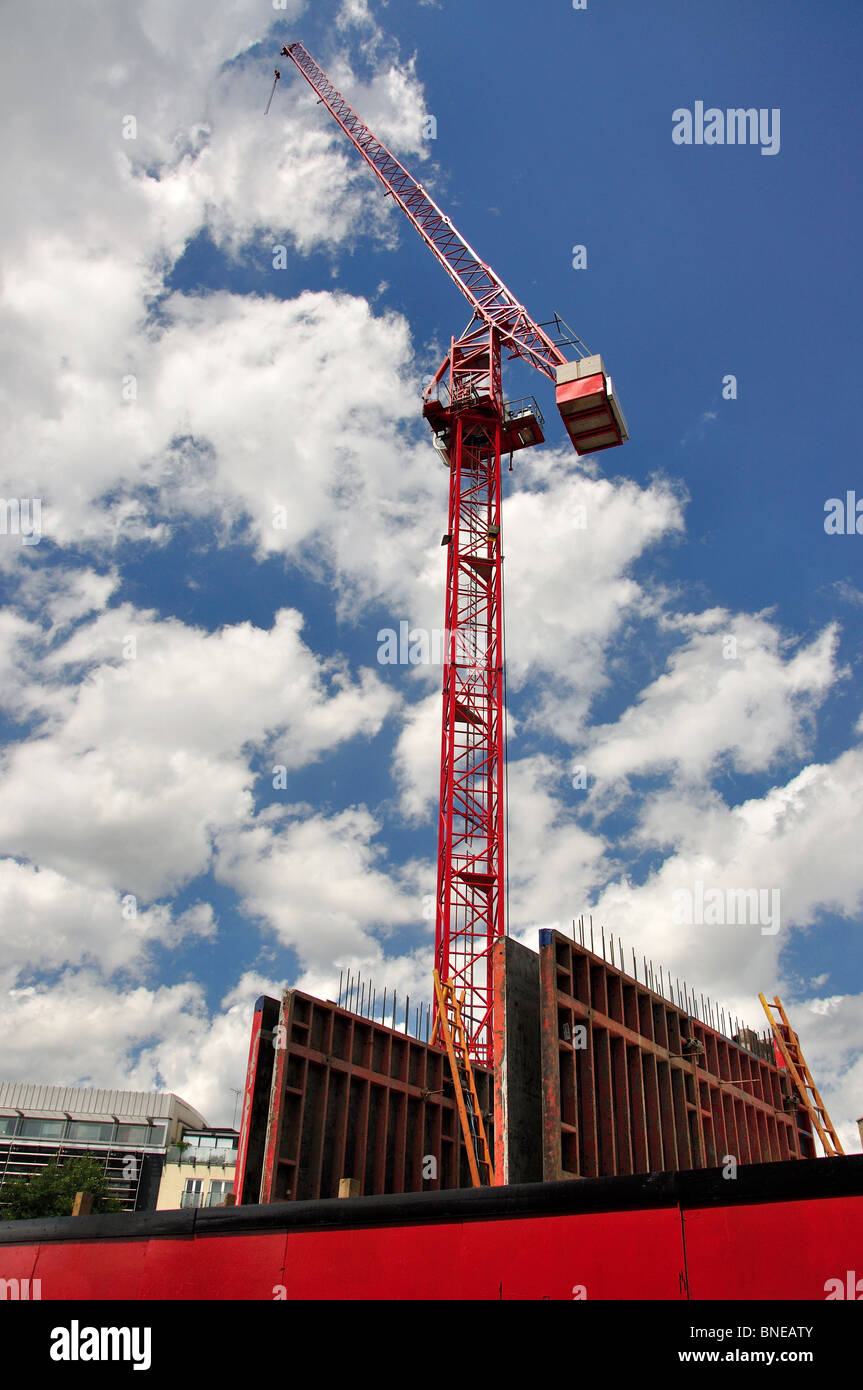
left=382, top=987, right=387, bottom=1026
left=338, top=969, right=343, bottom=1008
left=405, top=995, right=410, bottom=1034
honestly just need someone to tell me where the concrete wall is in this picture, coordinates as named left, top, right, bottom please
left=492, top=937, right=543, bottom=1184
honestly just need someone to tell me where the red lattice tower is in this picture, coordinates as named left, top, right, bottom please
left=278, top=43, right=628, bottom=1064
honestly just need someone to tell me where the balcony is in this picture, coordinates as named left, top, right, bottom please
left=167, top=1145, right=237, bottom=1167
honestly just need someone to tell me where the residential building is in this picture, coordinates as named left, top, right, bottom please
left=156, top=1128, right=239, bottom=1210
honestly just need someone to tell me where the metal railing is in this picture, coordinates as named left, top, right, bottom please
left=502, top=395, right=544, bottom=429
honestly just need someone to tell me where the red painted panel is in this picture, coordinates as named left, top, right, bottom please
left=271, top=1208, right=684, bottom=1301
left=280, top=1223, right=464, bottom=1300
left=161, top=1233, right=289, bottom=1301
left=556, top=372, right=606, bottom=409
left=0, top=1243, right=39, bottom=1286
left=25, top=1239, right=149, bottom=1300
left=459, top=1208, right=685, bottom=1300
left=166, top=1239, right=287, bottom=1301
left=684, top=1196, right=863, bottom=1300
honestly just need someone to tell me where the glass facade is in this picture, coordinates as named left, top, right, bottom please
left=18, top=1119, right=66, bottom=1139
left=67, top=1121, right=115, bottom=1142
left=115, top=1124, right=151, bottom=1146
left=0, top=1116, right=168, bottom=1145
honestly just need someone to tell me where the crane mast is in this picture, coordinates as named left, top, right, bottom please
left=278, top=42, right=628, bottom=1066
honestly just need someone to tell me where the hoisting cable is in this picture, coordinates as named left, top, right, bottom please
left=265, top=68, right=281, bottom=116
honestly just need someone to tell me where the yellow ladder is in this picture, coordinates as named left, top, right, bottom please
left=759, top=993, right=845, bottom=1156
left=432, top=971, right=495, bottom=1187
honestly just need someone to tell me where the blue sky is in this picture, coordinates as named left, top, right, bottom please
left=0, top=0, right=861, bottom=1143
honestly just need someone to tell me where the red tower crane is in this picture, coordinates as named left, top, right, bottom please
left=275, top=43, right=628, bottom=1066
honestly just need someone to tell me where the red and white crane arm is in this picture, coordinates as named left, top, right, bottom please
left=280, top=42, right=566, bottom=382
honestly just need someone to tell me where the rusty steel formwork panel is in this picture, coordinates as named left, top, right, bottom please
left=539, top=930, right=816, bottom=1181
left=234, top=995, right=280, bottom=1206
left=248, top=990, right=494, bottom=1203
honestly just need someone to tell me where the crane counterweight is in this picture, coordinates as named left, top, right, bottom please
left=555, top=354, right=629, bottom=453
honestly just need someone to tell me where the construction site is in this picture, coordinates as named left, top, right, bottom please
left=2, top=40, right=861, bottom=1306
left=233, top=43, right=848, bottom=1206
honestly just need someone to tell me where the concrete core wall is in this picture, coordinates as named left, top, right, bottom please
left=492, top=937, right=543, bottom=1184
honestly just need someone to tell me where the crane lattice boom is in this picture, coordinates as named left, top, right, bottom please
left=281, top=42, right=566, bottom=381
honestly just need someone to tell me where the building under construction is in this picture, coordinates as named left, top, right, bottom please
left=3, top=924, right=853, bottom=1303
left=234, top=927, right=817, bottom=1206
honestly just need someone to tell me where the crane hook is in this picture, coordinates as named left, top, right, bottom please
left=265, top=68, right=281, bottom=116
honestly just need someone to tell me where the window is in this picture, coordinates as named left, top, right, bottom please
left=180, top=1179, right=203, bottom=1209
left=18, top=1119, right=66, bottom=1139
left=205, top=1181, right=231, bottom=1207
left=67, top=1121, right=114, bottom=1143
left=146, top=1124, right=167, bottom=1147
left=0, top=1116, right=18, bottom=1136
left=115, top=1125, right=150, bottom=1146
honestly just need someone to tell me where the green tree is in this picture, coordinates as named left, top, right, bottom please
left=0, top=1157, right=123, bottom=1221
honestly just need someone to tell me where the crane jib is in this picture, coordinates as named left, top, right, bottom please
left=280, top=41, right=564, bottom=381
